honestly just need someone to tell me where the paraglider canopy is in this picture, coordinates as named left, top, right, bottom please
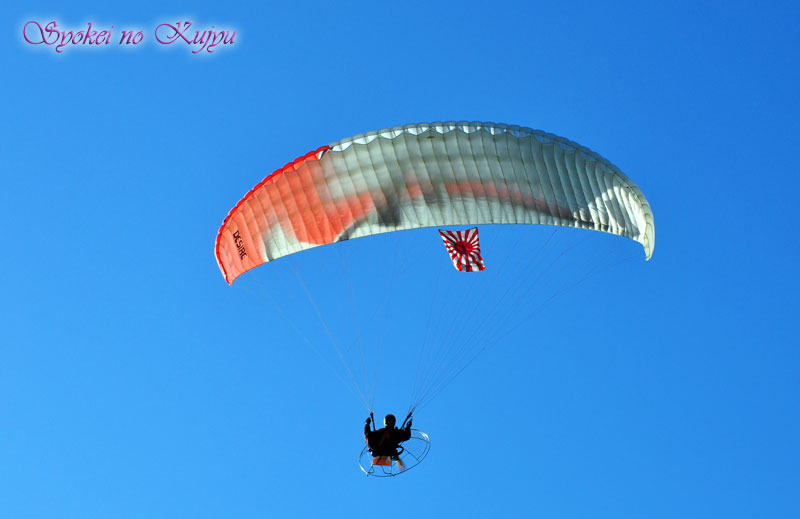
left=215, top=121, right=654, bottom=285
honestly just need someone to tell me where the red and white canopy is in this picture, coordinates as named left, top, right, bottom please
left=215, top=121, right=655, bottom=284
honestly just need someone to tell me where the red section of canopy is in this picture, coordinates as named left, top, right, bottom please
left=439, top=228, right=486, bottom=272
left=214, top=146, right=330, bottom=284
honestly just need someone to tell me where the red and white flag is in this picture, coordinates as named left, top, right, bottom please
left=438, top=228, right=486, bottom=272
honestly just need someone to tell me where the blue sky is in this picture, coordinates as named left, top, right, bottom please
left=2, top=1, right=799, bottom=517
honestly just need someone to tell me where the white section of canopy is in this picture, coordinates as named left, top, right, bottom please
left=324, top=121, right=653, bottom=259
